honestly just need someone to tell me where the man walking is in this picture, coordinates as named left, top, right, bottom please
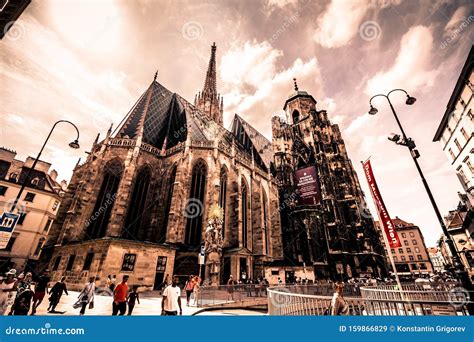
left=112, top=275, right=129, bottom=316
left=161, top=276, right=182, bottom=316
left=31, top=270, right=50, bottom=315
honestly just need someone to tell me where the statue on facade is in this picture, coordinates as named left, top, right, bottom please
left=204, top=204, right=224, bottom=286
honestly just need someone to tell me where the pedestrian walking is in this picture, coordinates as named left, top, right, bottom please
left=184, top=275, right=195, bottom=306
left=127, top=285, right=140, bottom=315
left=12, top=287, right=34, bottom=315
left=47, top=276, right=68, bottom=312
left=227, top=275, right=235, bottom=301
left=31, top=269, right=51, bottom=315
left=0, top=269, right=18, bottom=316
left=112, top=275, right=129, bottom=315
left=110, top=275, right=117, bottom=292
left=330, top=282, right=349, bottom=315
left=161, top=276, right=182, bottom=316
left=75, top=277, right=95, bottom=315
left=192, top=277, right=201, bottom=306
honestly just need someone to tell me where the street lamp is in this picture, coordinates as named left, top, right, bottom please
left=368, top=89, right=473, bottom=314
left=10, top=120, right=80, bottom=213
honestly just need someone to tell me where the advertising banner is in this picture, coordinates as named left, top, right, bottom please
left=295, top=166, right=321, bottom=205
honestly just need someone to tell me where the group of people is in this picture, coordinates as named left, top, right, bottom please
left=184, top=275, right=201, bottom=306
left=0, top=268, right=67, bottom=316
left=74, top=275, right=140, bottom=316
left=226, top=275, right=269, bottom=300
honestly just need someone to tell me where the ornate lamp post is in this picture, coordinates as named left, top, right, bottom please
left=368, top=89, right=473, bottom=314
left=10, top=120, right=80, bottom=213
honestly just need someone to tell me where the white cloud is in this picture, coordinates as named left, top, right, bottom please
left=220, top=40, right=323, bottom=137
left=365, top=25, right=438, bottom=97
left=444, top=6, right=468, bottom=36
left=313, top=0, right=369, bottom=48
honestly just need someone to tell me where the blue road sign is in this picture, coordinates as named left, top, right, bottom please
left=0, top=211, right=20, bottom=249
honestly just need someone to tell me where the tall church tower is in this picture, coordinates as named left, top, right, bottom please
left=272, top=80, right=387, bottom=280
left=195, top=43, right=223, bottom=124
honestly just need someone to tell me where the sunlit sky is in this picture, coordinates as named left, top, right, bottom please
left=1, top=0, right=473, bottom=246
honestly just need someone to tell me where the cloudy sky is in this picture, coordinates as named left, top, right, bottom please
left=1, top=0, right=473, bottom=246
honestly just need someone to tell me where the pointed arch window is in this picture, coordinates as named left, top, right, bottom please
left=218, top=167, right=227, bottom=239
left=86, top=160, right=123, bottom=239
left=292, top=110, right=300, bottom=124
left=160, top=165, right=177, bottom=243
left=123, top=166, right=151, bottom=241
left=262, top=189, right=269, bottom=255
left=185, top=160, right=207, bottom=247
left=241, top=178, right=248, bottom=249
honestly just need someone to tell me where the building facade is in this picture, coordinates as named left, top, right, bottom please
left=427, top=247, right=446, bottom=273
left=433, top=45, right=473, bottom=217
left=270, top=82, right=387, bottom=281
left=41, top=44, right=284, bottom=290
left=0, top=147, right=65, bottom=273
left=388, top=217, right=433, bottom=276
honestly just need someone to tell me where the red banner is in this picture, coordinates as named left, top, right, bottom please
left=363, top=159, right=401, bottom=248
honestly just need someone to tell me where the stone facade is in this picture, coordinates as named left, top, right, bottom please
left=271, top=82, right=387, bottom=280
left=41, top=44, right=283, bottom=287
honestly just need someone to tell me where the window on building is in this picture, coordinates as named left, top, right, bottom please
left=52, top=256, right=61, bottom=271
left=411, top=263, right=418, bottom=270
left=17, top=213, right=27, bottom=225
left=0, top=185, right=7, bottom=196
left=409, top=255, right=414, bottom=261
left=262, top=188, right=269, bottom=255
left=467, top=160, right=474, bottom=175
left=401, top=256, right=406, bottom=261
left=393, top=256, right=398, bottom=262
left=121, top=253, right=137, bottom=271
left=123, top=166, right=151, bottom=241
left=404, top=240, right=409, bottom=246
left=415, top=247, right=420, bottom=253
left=417, top=255, right=422, bottom=260
left=33, top=237, right=45, bottom=256
left=66, top=255, right=76, bottom=271
left=449, top=148, right=455, bottom=159
left=9, top=173, right=18, bottom=182
left=460, top=127, right=469, bottom=140
left=24, top=192, right=35, bottom=202
left=4, top=236, right=16, bottom=251
left=241, top=178, right=249, bottom=249
left=44, top=218, right=53, bottom=232
left=219, top=167, right=228, bottom=239
left=409, top=232, right=415, bottom=237
left=401, top=233, right=406, bottom=238
left=185, top=160, right=207, bottom=247
left=83, top=252, right=94, bottom=271
left=454, top=138, right=462, bottom=151
left=419, top=263, right=427, bottom=270
left=412, top=239, right=417, bottom=245
left=86, top=159, right=123, bottom=240
left=391, top=249, right=395, bottom=254
left=156, top=256, right=167, bottom=272
left=160, top=165, right=177, bottom=243
left=398, top=248, right=403, bottom=254
left=406, top=248, right=411, bottom=253
left=271, top=270, right=279, bottom=276
left=52, top=201, right=59, bottom=211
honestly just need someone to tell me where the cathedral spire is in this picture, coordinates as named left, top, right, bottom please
left=203, top=42, right=217, bottom=97
left=195, top=42, right=223, bottom=124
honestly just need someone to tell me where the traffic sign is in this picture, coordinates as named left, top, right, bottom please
left=0, top=212, right=20, bottom=249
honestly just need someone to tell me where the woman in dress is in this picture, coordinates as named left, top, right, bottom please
left=75, top=276, right=95, bottom=315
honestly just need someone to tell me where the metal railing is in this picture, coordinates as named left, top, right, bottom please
left=267, top=283, right=470, bottom=316
left=197, top=284, right=268, bottom=307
